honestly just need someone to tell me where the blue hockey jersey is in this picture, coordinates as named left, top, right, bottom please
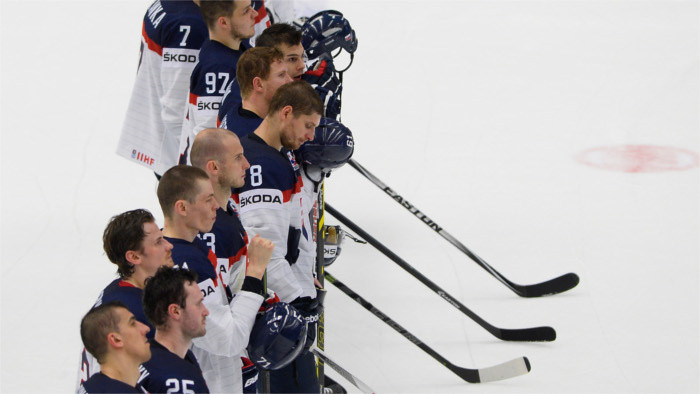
left=78, top=372, right=146, bottom=394
left=178, top=39, right=250, bottom=164
left=139, top=340, right=209, bottom=393
left=200, top=205, right=249, bottom=297
left=219, top=103, right=263, bottom=139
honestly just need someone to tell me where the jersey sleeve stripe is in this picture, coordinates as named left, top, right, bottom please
left=141, top=22, right=163, bottom=56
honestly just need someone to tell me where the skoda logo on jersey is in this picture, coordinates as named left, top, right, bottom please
left=286, top=151, right=300, bottom=171
left=240, top=193, right=282, bottom=208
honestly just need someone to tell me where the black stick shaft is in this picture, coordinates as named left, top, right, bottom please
left=348, top=159, right=579, bottom=298
left=324, top=271, right=531, bottom=383
left=325, top=203, right=555, bottom=342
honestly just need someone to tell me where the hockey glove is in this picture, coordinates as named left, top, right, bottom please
left=241, top=357, right=259, bottom=393
left=290, top=296, right=323, bottom=351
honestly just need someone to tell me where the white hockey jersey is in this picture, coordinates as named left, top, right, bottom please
left=117, top=0, right=208, bottom=176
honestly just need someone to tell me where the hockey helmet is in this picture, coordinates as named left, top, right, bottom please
left=297, top=118, right=354, bottom=170
left=247, top=302, right=308, bottom=370
left=301, top=10, right=358, bottom=60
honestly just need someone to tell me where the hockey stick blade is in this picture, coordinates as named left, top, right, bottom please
left=326, top=203, right=556, bottom=342
left=311, top=348, right=376, bottom=394
left=325, top=271, right=532, bottom=383
left=348, top=159, right=579, bottom=297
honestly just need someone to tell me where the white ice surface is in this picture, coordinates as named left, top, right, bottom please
left=1, top=0, right=698, bottom=393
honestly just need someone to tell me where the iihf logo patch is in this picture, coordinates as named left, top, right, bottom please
left=286, top=151, right=300, bottom=171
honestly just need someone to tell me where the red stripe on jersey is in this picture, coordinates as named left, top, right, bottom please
left=230, top=193, right=240, bottom=204
left=207, top=249, right=219, bottom=286
left=229, top=245, right=247, bottom=269
left=189, top=92, right=198, bottom=105
left=254, top=5, right=269, bottom=24
left=216, top=116, right=221, bottom=128
left=141, top=22, right=163, bottom=56
left=282, top=188, right=293, bottom=202
left=293, top=174, right=303, bottom=194
left=118, top=280, right=136, bottom=288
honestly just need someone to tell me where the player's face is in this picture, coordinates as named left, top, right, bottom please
left=137, top=222, right=174, bottom=276
left=229, top=0, right=257, bottom=41
left=116, top=307, right=151, bottom=364
left=219, top=135, right=250, bottom=189
left=180, top=281, right=209, bottom=339
left=187, top=179, right=219, bottom=233
left=262, top=60, right=293, bottom=102
left=281, top=112, right=321, bottom=150
left=277, top=43, right=305, bottom=80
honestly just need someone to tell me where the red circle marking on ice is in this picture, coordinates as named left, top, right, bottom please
left=576, top=145, right=699, bottom=173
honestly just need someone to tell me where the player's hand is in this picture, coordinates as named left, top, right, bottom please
left=247, top=234, right=274, bottom=279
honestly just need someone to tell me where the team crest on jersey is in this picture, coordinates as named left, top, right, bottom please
left=286, top=151, right=300, bottom=171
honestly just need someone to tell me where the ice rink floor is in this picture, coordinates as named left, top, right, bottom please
left=1, top=0, right=698, bottom=392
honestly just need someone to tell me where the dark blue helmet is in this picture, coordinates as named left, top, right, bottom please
left=297, top=118, right=354, bottom=170
left=301, top=10, right=358, bottom=60
left=247, top=303, right=308, bottom=370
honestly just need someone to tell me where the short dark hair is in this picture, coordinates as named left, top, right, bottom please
left=157, top=165, right=210, bottom=219
left=268, top=80, right=324, bottom=118
left=80, top=301, right=127, bottom=364
left=143, top=266, right=199, bottom=329
left=199, top=1, right=236, bottom=29
left=236, top=47, right=284, bottom=99
left=103, top=209, right=155, bottom=278
left=256, top=23, right=302, bottom=48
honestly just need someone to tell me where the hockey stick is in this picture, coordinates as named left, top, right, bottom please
left=311, top=347, right=375, bottom=393
left=348, top=159, right=579, bottom=298
left=315, top=181, right=326, bottom=388
left=324, top=271, right=531, bottom=383
left=326, top=203, right=555, bottom=342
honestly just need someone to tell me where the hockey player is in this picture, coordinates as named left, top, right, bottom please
left=218, top=23, right=304, bottom=128
left=190, top=128, right=251, bottom=294
left=178, top=0, right=258, bottom=165
left=117, top=0, right=208, bottom=177
left=77, top=209, right=174, bottom=387
left=157, top=165, right=272, bottom=393
left=232, top=80, right=323, bottom=393
left=78, top=302, right=150, bottom=393
left=219, top=47, right=292, bottom=136
left=139, top=266, right=210, bottom=393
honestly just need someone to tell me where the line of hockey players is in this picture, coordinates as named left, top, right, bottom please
left=78, top=1, right=357, bottom=393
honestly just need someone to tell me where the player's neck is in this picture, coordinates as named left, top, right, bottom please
left=155, top=330, right=190, bottom=359
left=210, top=34, right=242, bottom=51
left=162, top=218, right=198, bottom=243
left=100, top=358, right=141, bottom=387
left=242, top=95, right=269, bottom=119
left=123, top=272, right=147, bottom=289
left=213, top=184, right=230, bottom=211
left=254, top=118, right=283, bottom=150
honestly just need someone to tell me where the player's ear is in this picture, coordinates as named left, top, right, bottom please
left=280, top=105, right=293, bottom=121
left=252, top=76, right=264, bottom=92
left=167, top=303, right=181, bottom=320
left=216, top=15, right=229, bottom=31
left=174, top=200, right=188, bottom=217
left=125, top=250, right=140, bottom=266
left=107, top=332, right=123, bottom=349
left=206, top=159, right=218, bottom=174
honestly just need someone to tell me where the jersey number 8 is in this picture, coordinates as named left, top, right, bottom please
left=250, top=165, right=263, bottom=187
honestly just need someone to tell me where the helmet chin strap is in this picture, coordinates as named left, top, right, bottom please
left=302, top=164, right=330, bottom=192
